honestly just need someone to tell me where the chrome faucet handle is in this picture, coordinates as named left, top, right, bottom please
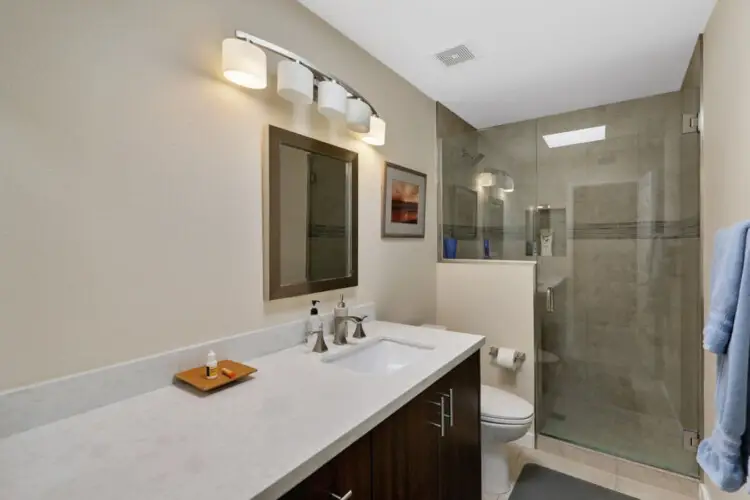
left=352, top=321, right=366, bottom=339
left=343, top=315, right=366, bottom=322
left=343, top=315, right=367, bottom=339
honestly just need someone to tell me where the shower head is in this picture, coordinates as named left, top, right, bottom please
left=461, top=149, right=485, bottom=167
left=470, top=153, right=485, bottom=167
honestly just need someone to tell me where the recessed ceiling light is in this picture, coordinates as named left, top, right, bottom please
left=543, top=125, right=606, bottom=148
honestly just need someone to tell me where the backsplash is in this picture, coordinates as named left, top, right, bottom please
left=0, top=303, right=376, bottom=439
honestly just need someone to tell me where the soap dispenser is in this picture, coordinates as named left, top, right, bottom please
left=333, top=294, right=349, bottom=345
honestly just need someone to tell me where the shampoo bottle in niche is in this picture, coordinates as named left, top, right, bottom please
left=540, top=229, right=554, bottom=257
left=205, top=350, right=218, bottom=380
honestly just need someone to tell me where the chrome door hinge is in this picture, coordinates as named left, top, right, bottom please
left=683, top=429, right=701, bottom=452
left=683, top=114, right=699, bottom=134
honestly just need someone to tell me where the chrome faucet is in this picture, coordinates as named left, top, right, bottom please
left=333, top=315, right=367, bottom=344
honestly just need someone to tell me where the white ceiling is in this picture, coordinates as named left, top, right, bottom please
left=298, top=0, right=715, bottom=128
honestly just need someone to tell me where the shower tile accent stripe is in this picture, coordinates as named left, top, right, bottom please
left=571, top=217, right=700, bottom=240
left=462, top=217, right=700, bottom=241
left=308, top=224, right=347, bottom=237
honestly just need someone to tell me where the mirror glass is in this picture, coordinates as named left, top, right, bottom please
left=278, top=144, right=351, bottom=285
left=269, top=126, right=358, bottom=300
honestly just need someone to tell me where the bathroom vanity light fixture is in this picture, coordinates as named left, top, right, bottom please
left=543, top=125, right=606, bottom=148
left=223, top=31, right=385, bottom=145
left=361, top=116, right=387, bottom=146
left=277, top=60, right=314, bottom=104
left=317, top=80, right=348, bottom=119
left=346, top=98, right=372, bottom=133
left=222, top=38, right=268, bottom=89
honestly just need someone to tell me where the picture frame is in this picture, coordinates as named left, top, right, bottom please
left=382, top=162, right=427, bottom=238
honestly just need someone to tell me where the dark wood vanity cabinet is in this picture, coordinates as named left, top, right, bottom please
left=281, top=351, right=480, bottom=500
left=436, top=352, right=482, bottom=500
left=281, top=434, right=372, bottom=500
left=373, top=351, right=481, bottom=500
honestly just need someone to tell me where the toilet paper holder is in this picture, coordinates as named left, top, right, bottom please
left=488, top=346, right=526, bottom=363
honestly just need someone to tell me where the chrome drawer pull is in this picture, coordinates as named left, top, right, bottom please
left=330, top=491, right=353, bottom=500
left=439, top=388, right=454, bottom=427
left=427, top=397, right=446, bottom=437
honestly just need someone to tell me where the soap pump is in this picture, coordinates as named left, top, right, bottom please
left=333, top=294, right=349, bottom=345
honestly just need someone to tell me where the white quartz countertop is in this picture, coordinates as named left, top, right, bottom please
left=0, top=322, right=484, bottom=500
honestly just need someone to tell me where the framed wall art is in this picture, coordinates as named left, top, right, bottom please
left=382, top=162, right=427, bottom=238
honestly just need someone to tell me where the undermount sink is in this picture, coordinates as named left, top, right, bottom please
left=323, top=337, right=434, bottom=375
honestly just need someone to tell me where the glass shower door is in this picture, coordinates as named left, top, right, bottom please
left=535, top=91, right=702, bottom=477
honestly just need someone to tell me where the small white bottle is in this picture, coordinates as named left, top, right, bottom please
left=206, top=350, right=218, bottom=380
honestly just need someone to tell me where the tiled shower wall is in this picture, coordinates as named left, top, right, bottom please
left=439, top=72, right=701, bottom=473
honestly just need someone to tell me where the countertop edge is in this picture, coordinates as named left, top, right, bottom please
left=255, top=336, right=485, bottom=500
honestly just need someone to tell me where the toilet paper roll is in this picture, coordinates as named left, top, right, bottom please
left=490, top=348, right=523, bottom=371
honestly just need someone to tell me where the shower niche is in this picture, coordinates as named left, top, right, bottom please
left=525, top=206, right=566, bottom=257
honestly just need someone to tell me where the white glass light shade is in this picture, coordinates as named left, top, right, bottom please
left=222, top=38, right=267, bottom=89
left=277, top=60, right=314, bottom=105
left=361, top=116, right=386, bottom=146
left=346, top=98, right=372, bottom=133
left=476, top=172, right=496, bottom=187
left=317, top=81, right=348, bottom=120
left=500, top=173, right=515, bottom=192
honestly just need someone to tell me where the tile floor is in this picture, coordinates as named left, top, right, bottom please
left=541, top=396, right=699, bottom=476
left=538, top=359, right=700, bottom=477
left=482, top=440, right=699, bottom=500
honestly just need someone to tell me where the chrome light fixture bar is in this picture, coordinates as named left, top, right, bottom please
left=233, top=30, right=380, bottom=117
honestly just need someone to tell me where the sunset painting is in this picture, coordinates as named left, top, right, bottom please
left=390, top=179, right=420, bottom=224
left=382, top=162, right=426, bottom=238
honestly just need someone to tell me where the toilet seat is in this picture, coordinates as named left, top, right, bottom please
left=480, top=384, right=533, bottom=425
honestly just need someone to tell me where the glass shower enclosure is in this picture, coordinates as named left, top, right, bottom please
left=438, top=42, right=702, bottom=476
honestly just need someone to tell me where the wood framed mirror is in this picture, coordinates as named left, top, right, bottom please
left=268, top=126, right=358, bottom=300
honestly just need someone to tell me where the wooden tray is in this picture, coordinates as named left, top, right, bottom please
left=175, top=360, right=257, bottom=392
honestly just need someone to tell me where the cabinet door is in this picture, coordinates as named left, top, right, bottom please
left=439, top=352, right=482, bottom=500
left=282, top=434, right=371, bottom=500
left=372, top=393, right=442, bottom=500
left=330, top=434, right=372, bottom=500
left=280, top=462, right=334, bottom=500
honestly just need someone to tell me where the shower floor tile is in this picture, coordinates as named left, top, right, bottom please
left=540, top=397, right=699, bottom=477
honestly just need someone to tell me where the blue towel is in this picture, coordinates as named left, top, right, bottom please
left=698, top=221, right=750, bottom=492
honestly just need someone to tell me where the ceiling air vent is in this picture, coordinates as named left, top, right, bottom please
left=436, top=44, right=475, bottom=67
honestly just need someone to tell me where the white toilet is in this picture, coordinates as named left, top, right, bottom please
left=480, top=384, right=534, bottom=495
left=418, top=325, right=534, bottom=495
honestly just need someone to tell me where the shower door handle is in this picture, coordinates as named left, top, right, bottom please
left=546, top=287, right=555, bottom=313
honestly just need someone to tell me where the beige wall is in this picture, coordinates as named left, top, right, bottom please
left=0, top=0, right=437, bottom=391
left=702, top=0, right=750, bottom=498
left=436, top=261, right=536, bottom=428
